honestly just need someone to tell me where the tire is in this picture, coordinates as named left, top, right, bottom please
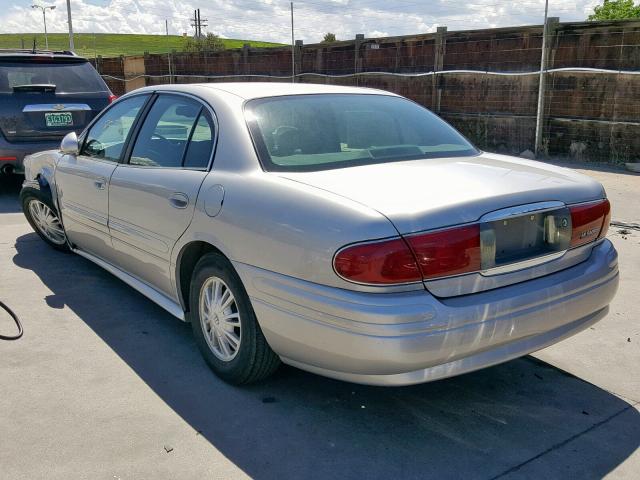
left=189, top=252, right=280, bottom=384
left=21, top=187, right=70, bottom=252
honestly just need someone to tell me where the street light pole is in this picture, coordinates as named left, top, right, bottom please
left=290, top=1, right=295, bottom=83
left=534, top=0, right=550, bottom=157
left=31, top=3, right=56, bottom=50
left=66, top=0, right=74, bottom=51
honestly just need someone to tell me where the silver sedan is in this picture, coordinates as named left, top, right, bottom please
left=20, top=83, right=619, bottom=386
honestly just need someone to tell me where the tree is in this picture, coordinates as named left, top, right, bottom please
left=322, top=32, right=337, bottom=43
left=183, top=33, right=226, bottom=53
left=588, top=0, right=640, bottom=20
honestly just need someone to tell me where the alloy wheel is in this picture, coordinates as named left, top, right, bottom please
left=28, top=199, right=66, bottom=245
left=199, top=276, right=242, bottom=361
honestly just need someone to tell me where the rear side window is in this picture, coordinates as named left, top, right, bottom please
left=80, top=95, right=148, bottom=162
left=129, top=95, right=213, bottom=169
left=183, top=113, right=214, bottom=169
left=0, top=61, right=108, bottom=93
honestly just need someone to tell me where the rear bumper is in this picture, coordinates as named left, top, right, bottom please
left=0, top=137, right=61, bottom=173
left=235, top=239, right=619, bottom=386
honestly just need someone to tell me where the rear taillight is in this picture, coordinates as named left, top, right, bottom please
left=108, top=94, right=118, bottom=103
left=569, top=199, right=610, bottom=247
left=334, top=238, right=421, bottom=284
left=405, top=225, right=481, bottom=280
left=334, top=199, right=610, bottom=285
left=333, top=224, right=481, bottom=284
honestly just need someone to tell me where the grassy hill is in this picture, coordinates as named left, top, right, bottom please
left=0, top=33, right=283, bottom=58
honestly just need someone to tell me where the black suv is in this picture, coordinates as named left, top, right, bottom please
left=0, top=49, right=114, bottom=175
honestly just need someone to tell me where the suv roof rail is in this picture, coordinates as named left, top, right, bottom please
left=0, top=48, right=78, bottom=56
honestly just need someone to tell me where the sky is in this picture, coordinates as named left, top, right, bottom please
left=0, top=0, right=602, bottom=44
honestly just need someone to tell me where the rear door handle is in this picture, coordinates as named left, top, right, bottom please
left=169, top=193, right=189, bottom=209
left=94, top=180, right=105, bottom=190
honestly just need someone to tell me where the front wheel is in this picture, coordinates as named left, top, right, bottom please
left=21, top=188, right=70, bottom=252
left=189, top=252, right=280, bottom=384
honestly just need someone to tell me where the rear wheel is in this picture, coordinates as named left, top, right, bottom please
left=21, top=189, right=70, bottom=252
left=189, top=252, right=280, bottom=384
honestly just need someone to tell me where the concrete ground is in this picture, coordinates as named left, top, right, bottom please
left=0, top=164, right=638, bottom=480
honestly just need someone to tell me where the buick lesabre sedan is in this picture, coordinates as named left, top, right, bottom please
left=20, top=83, right=619, bottom=386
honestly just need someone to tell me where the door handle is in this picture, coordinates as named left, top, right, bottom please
left=169, top=193, right=189, bottom=209
left=93, top=180, right=105, bottom=190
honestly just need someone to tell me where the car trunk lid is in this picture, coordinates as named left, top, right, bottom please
left=280, top=152, right=607, bottom=296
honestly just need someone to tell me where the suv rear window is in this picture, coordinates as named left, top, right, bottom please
left=0, top=60, right=108, bottom=94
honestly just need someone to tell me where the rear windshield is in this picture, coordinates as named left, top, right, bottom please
left=0, top=60, right=107, bottom=94
left=245, top=94, right=478, bottom=172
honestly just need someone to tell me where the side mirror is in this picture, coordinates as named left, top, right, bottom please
left=60, top=131, right=79, bottom=155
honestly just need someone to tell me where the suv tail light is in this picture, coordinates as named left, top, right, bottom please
left=108, top=94, right=118, bottom=103
left=569, top=199, right=610, bottom=247
left=334, top=199, right=611, bottom=285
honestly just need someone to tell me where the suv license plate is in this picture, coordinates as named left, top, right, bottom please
left=45, top=112, right=73, bottom=127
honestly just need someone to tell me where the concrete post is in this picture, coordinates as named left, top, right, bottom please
left=432, top=26, right=447, bottom=113
left=295, top=40, right=304, bottom=80
left=242, top=43, right=250, bottom=76
left=354, top=34, right=364, bottom=75
left=534, top=17, right=560, bottom=157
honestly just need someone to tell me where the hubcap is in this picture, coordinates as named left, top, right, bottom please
left=28, top=199, right=66, bottom=245
left=199, top=276, right=241, bottom=361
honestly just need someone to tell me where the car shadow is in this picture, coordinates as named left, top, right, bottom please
left=0, top=174, right=22, bottom=214
left=12, top=233, right=640, bottom=480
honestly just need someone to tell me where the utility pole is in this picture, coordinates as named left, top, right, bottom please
left=166, top=19, right=172, bottom=84
left=290, top=2, right=295, bottom=83
left=534, top=0, right=550, bottom=157
left=31, top=3, right=56, bottom=49
left=66, top=0, right=74, bottom=51
left=191, top=8, right=208, bottom=38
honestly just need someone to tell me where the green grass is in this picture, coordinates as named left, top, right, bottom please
left=0, top=33, right=283, bottom=58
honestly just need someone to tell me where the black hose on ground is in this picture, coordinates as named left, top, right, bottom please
left=0, top=301, right=22, bottom=340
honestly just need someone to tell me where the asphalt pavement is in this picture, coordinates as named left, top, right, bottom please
left=0, top=164, right=638, bottom=480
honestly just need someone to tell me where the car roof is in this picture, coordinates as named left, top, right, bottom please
left=0, top=49, right=86, bottom=62
left=147, top=82, right=399, bottom=100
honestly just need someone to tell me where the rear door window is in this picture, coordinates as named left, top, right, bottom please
left=129, top=95, right=211, bottom=169
left=80, top=95, right=148, bottom=162
left=183, top=112, right=214, bottom=169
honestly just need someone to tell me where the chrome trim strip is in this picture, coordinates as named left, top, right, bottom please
left=73, top=248, right=185, bottom=321
left=481, top=250, right=567, bottom=276
left=23, top=103, right=92, bottom=112
left=480, top=201, right=565, bottom=223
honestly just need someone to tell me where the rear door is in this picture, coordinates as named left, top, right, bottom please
left=0, top=57, right=110, bottom=143
left=108, top=93, right=215, bottom=297
left=56, top=94, right=150, bottom=262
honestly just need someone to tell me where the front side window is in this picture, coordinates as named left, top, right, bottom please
left=80, top=94, right=148, bottom=162
left=129, top=95, right=204, bottom=168
left=245, top=94, right=478, bottom=172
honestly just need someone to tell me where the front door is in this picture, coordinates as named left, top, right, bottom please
left=108, top=94, right=215, bottom=298
left=56, top=94, right=149, bottom=262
